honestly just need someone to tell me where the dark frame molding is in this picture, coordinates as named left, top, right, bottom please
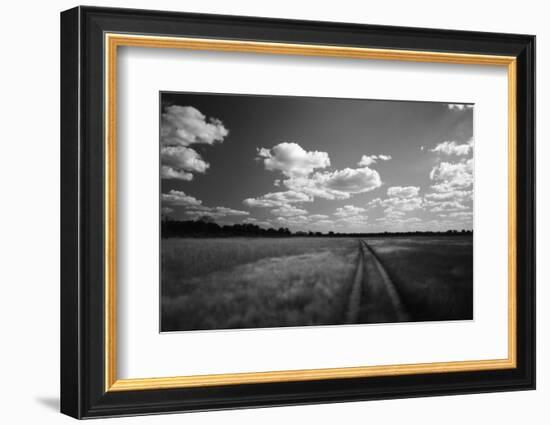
left=61, top=6, right=535, bottom=419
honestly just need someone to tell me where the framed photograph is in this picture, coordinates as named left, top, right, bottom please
left=60, top=6, right=535, bottom=419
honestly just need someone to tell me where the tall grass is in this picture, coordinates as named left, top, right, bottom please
left=366, top=236, right=473, bottom=321
left=161, top=236, right=474, bottom=331
left=161, top=238, right=358, bottom=331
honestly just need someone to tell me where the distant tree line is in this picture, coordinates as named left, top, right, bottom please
left=161, top=218, right=473, bottom=238
left=163, top=219, right=291, bottom=238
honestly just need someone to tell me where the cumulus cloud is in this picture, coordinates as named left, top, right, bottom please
left=270, top=205, right=308, bottom=217
left=160, top=105, right=228, bottom=180
left=330, top=205, right=368, bottom=228
left=274, top=215, right=310, bottom=227
left=368, top=195, right=423, bottom=213
left=451, top=211, right=472, bottom=217
left=214, top=207, right=249, bottom=217
left=160, top=166, right=193, bottom=181
left=185, top=207, right=249, bottom=219
left=323, top=167, right=382, bottom=193
left=161, top=145, right=210, bottom=177
left=400, top=217, right=422, bottom=224
left=270, top=212, right=337, bottom=230
left=366, top=185, right=423, bottom=227
left=448, top=104, right=474, bottom=111
left=314, top=219, right=335, bottom=227
left=439, top=211, right=473, bottom=219
left=335, top=215, right=368, bottom=227
left=375, top=214, right=423, bottom=229
left=384, top=210, right=406, bottom=219
left=424, top=190, right=472, bottom=202
left=383, top=197, right=423, bottom=212
left=357, top=155, right=377, bottom=166
left=449, top=211, right=473, bottom=218
left=308, top=214, right=330, bottom=221
left=257, top=142, right=330, bottom=177
left=430, top=139, right=473, bottom=156
left=334, top=205, right=367, bottom=218
left=251, top=143, right=382, bottom=208
left=243, top=190, right=311, bottom=208
left=424, top=152, right=473, bottom=217
left=161, top=190, right=249, bottom=220
left=282, top=175, right=348, bottom=200
left=358, top=154, right=392, bottom=166
left=427, top=201, right=468, bottom=213
left=161, top=105, right=229, bottom=147
left=245, top=143, right=382, bottom=227
left=273, top=213, right=339, bottom=230
left=284, top=166, right=382, bottom=200
left=429, top=159, right=473, bottom=191
left=161, top=190, right=202, bottom=207
left=387, top=186, right=420, bottom=199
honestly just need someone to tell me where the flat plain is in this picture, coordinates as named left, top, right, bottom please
left=161, top=236, right=473, bottom=332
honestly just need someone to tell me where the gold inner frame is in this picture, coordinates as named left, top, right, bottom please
left=104, top=33, right=517, bottom=392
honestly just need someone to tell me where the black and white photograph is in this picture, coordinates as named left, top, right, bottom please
left=54, top=4, right=537, bottom=420
left=159, top=92, right=474, bottom=332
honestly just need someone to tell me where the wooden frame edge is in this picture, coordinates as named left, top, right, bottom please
left=104, top=33, right=518, bottom=392
left=108, top=358, right=516, bottom=391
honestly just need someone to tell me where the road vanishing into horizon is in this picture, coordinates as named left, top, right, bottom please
left=345, top=240, right=411, bottom=324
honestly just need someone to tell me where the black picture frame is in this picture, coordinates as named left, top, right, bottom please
left=61, top=5, right=535, bottom=419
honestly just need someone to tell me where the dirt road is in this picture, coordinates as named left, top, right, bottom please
left=346, top=240, right=410, bottom=324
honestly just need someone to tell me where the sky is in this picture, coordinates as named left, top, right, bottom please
left=160, top=92, right=474, bottom=233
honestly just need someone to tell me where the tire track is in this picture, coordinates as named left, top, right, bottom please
left=360, top=240, right=410, bottom=322
left=346, top=239, right=410, bottom=324
left=344, top=240, right=365, bottom=324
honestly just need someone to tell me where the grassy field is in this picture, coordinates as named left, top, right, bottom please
left=161, top=238, right=359, bottom=331
left=161, top=236, right=473, bottom=331
left=366, top=236, right=473, bottom=321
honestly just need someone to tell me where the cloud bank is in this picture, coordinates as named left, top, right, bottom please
left=160, top=105, right=229, bottom=180
left=430, top=139, right=473, bottom=156
left=161, top=190, right=248, bottom=220
left=357, top=154, right=392, bottom=166
left=257, top=142, right=330, bottom=177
